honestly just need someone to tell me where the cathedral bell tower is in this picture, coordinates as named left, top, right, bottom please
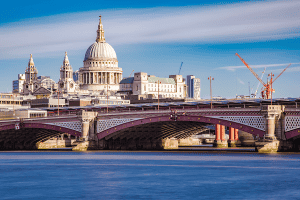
left=58, top=52, right=78, bottom=94
left=23, top=54, right=39, bottom=95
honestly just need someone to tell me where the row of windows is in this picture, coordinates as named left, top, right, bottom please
left=154, top=94, right=182, bottom=98
left=149, top=84, right=175, bottom=88
left=136, top=85, right=182, bottom=93
left=89, top=61, right=116, bottom=65
left=148, top=88, right=175, bottom=92
left=0, top=101, right=21, bottom=104
left=30, top=113, right=46, bottom=118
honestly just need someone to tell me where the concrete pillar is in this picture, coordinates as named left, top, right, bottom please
left=255, top=105, right=283, bottom=153
left=261, top=105, right=283, bottom=140
left=265, top=115, right=276, bottom=138
left=77, top=110, right=98, bottom=142
left=82, top=121, right=89, bottom=140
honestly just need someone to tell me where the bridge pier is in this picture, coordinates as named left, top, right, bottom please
left=228, top=127, right=236, bottom=147
left=72, top=110, right=98, bottom=151
left=255, top=105, right=283, bottom=153
left=214, top=124, right=228, bottom=148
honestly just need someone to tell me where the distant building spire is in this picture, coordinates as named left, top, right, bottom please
left=96, top=15, right=105, bottom=42
left=63, top=51, right=69, bottom=65
left=28, top=54, right=34, bottom=66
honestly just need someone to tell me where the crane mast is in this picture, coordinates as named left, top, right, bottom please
left=235, top=53, right=291, bottom=99
left=129, top=70, right=134, bottom=77
left=178, top=62, right=183, bottom=75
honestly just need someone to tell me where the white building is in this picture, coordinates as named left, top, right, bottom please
left=120, top=72, right=186, bottom=99
left=78, top=16, right=122, bottom=94
left=12, top=74, right=25, bottom=93
left=186, top=75, right=201, bottom=100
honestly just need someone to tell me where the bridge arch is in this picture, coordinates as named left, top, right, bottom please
left=285, top=128, right=300, bottom=140
left=0, top=123, right=81, bottom=137
left=97, top=114, right=265, bottom=140
left=0, top=123, right=82, bottom=150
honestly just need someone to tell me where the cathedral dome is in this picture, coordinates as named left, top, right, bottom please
left=83, top=16, right=117, bottom=62
left=84, top=42, right=117, bottom=61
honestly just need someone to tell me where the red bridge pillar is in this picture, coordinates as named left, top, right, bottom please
left=215, top=124, right=220, bottom=141
left=228, top=127, right=236, bottom=147
left=234, top=129, right=239, bottom=141
left=214, top=124, right=228, bottom=148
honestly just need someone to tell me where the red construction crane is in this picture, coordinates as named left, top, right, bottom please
left=129, top=70, right=134, bottom=77
left=235, top=53, right=291, bottom=99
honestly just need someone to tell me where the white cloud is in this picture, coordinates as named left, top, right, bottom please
left=237, top=78, right=245, bottom=85
left=0, top=0, right=300, bottom=60
left=271, top=66, right=300, bottom=73
left=219, top=63, right=300, bottom=72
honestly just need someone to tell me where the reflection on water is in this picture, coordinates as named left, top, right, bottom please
left=0, top=151, right=300, bottom=200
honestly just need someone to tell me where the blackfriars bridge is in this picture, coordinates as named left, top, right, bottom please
left=1, top=104, right=300, bottom=152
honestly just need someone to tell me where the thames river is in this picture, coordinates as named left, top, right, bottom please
left=0, top=151, right=300, bottom=199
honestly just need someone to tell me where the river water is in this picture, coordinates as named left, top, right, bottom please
left=0, top=151, right=300, bottom=200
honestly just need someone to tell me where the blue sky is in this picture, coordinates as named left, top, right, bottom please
left=0, top=0, right=299, bottom=98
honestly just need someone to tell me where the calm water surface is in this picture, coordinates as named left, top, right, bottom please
left=0, top=151, right=300, bottom=200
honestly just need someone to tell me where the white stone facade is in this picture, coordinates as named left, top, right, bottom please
left=12, top=74, right=25, bottom=93
left=120, top=72, right=186, bottom=99
left=58, top=52, right=78, bottom=94
left=23, top=54, right=39, bottom=95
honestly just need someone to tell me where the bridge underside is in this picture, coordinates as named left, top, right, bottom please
left=99, top=121, right=208, bottom=150
left=0, top=128, right=63, bottom=150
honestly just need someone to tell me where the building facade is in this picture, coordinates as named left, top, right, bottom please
left=120, top=72, right=186, bottom=99
left=58, top=52, right=78, bottom=94
left=12, top=74, right=25, bottom=93
left=186, top=75, right=201, bottom=100
left=78, top=16, right=122, bottom=93
left=23, top=54, right=40, bottom=95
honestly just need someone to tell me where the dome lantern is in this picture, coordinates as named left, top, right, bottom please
left=96, top=15, right=105, bottom=43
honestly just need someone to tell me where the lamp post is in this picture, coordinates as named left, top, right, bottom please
left=268, top=73, right=274, bottom=105
left=57, top=90, right=60, bottom=116
left=208, top=76, right=214, bottom=109
left=107, top=78, right=109, bottom=113
left=13, top=93, right=15, bottom=117
left=156, top=81, right=161, bottom=111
